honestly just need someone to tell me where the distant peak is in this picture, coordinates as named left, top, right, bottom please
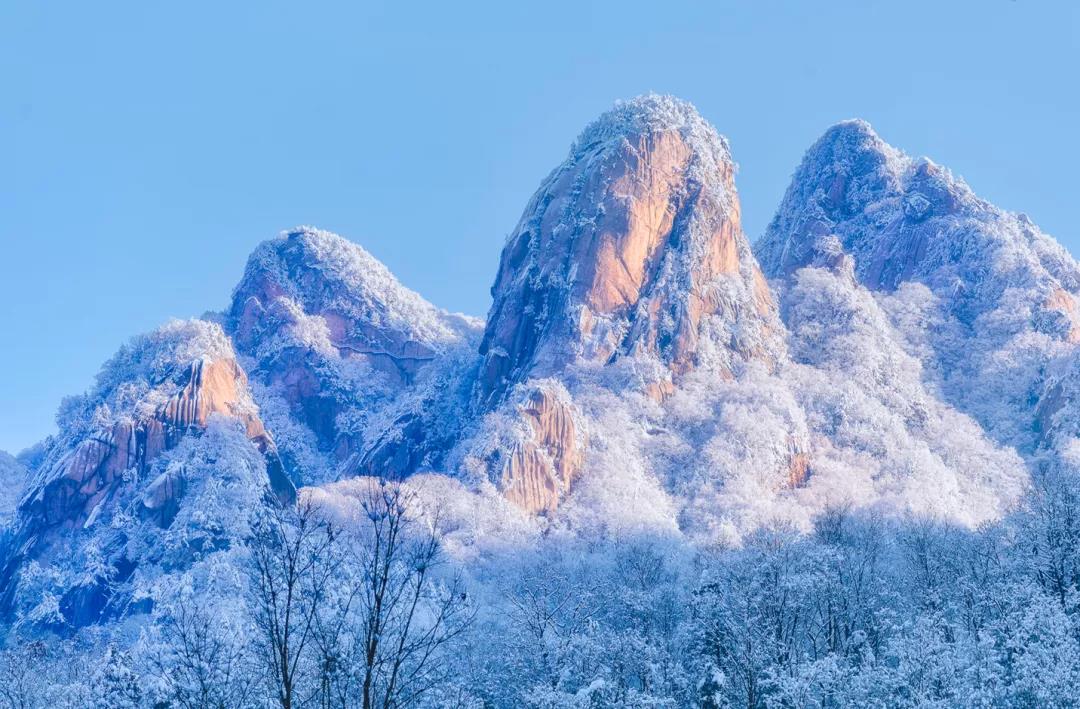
left=232, top=226, right=478, bottom=353
left=241, top=225, right=411, bottom=304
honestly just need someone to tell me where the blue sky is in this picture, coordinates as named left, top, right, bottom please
left=1, top=0, right=1077, bottom=454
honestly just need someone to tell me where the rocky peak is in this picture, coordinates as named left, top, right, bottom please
left=756, top=120, right=1079, bottom=301
left=0, top=320, right=293, bottom=626
left=758, top=121, right=1080, bottom=454
left=228, top=228, right=482, bottom=477
left=478, top=95, right=779, bottom=405
left=230, top=227, right=479, bottom=383
left=18, top=320, right=293, bottom=535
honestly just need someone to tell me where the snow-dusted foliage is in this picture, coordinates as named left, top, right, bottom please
left=778, top=265, right=1028, bottom=525
left=757, top=118, right=1080, bottom=455
left=0, top=452, right=26, bottom=529
left=3, top=96, right=1079, bottom=706
left=236, top=227, right=480, bottom=350
left=8, top=416, right=274, bottom=633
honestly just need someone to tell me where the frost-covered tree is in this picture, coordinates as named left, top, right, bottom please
left=148, top=595, right=258, bottom=709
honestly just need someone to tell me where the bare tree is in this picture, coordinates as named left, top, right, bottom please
left=249, top=482, right=472, bottom=709
left=151, top=597, right=257, bottom=709
left=347, top=482, right=473, bottom=709
left=249, top=500, right=341, bottom=709
left=0, top=641, right=49, bottom=709
left=500, top=552, right=597, bottom=693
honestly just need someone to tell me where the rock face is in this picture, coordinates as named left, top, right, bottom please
left=228, top=228, right=482, bottom=483
left=467, top=96, right=787, bottom=513
left=493, top=384, right=584, bottom=515
left=478, top=95, right=780, bottom=407
left=0, top=320, right=294, bottom=627
left=23, top=357, right=291, bottom=532
left=466, top=96, right=786, bottom=513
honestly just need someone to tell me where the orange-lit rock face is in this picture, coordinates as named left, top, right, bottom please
left=28, top=358, right=289, bottom=530
left=1042, top=288, right=1080, bottom=344
left=478, top=115, right=778, bottom=406
left=496, top=387, right=584, bottom=515
left=787, top=452, right=811, bottom=488
left=473, top=98, right=785, bottom=515
left=575, top=130, right=693, bottom=313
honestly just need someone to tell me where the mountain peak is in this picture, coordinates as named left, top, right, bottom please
left=818, top=118, right=881, bottom=145
left=477, top=95, right=779, bottom=404
left=571, top=94, right=729, bottom=155
left=226, top=227, right=483, bottom=485
left=570, top=94, right=736, bottom=210
left=756, top=120, right=1077, bottom=294
left=231, top=227, right=475, bottom=352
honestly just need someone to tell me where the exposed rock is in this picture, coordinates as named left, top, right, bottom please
left=23, top=357, right=293, bottom=533
left=1038, top=287, right=1080, bottom=344
left=787, top=451, right=811, bottom=488
left=495, top=385, right=585, bottom=515
left=478, top=95, right=781, bottom=407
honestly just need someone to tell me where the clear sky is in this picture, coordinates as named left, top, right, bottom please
left=1, top=1, right=1077, bottom=454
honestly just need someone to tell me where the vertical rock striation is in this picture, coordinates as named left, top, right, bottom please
left=479, top=95, right=780, bottom=407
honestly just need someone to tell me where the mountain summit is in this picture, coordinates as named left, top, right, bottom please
left=479, top=95, right=779, bottom=406
left=757, top=119, right=1080, bottom=453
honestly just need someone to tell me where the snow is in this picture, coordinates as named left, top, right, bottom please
left=236, top=226, right=482, bottom=349
left=0, top=450, right=27, bottom=527
left=1, top=97, right=1078, bottom=707
left=570, top=93, right=737, bottom=211
left=757, top=118, right=1080, bottom=456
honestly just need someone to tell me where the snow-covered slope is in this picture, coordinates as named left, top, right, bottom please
left=0, top=452, right=26, bottom=529
left=228, top=227, right=483, bottom=485
left=756, top=120, right=1080, bottom=455
left=1, top=95, right=1066, bottom=647
left=0, top=319, right=293, bottom=629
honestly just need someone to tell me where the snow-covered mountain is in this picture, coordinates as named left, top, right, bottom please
left=227, top=227, right=483, bottom=486
left=3, top=94, right=1078, bottom=706
left=757, top=119, right=1080, bottom=455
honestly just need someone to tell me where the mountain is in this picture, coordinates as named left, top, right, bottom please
left=464, top=95, right=784, bottom=514
left=227, top=227, right=482, bottom=485
left=0, top=94, right=1064, bottom=641
left=479, top=95, right=780, bottom=402
left=0, top=320, right=294, bottom=628
left=756, top=119, right=1080, bottom=455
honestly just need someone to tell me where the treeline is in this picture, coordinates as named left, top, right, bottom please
left=5, top=471, right=1080, bottom=707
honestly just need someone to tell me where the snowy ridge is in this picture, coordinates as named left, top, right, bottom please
left=2, top=95, right=1079, bottom=707
left=758, top=118, right=1079, bottom=301
left=234, top=227, right=480, bottom=350
left=757, top=119, right=1080, bottom=454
